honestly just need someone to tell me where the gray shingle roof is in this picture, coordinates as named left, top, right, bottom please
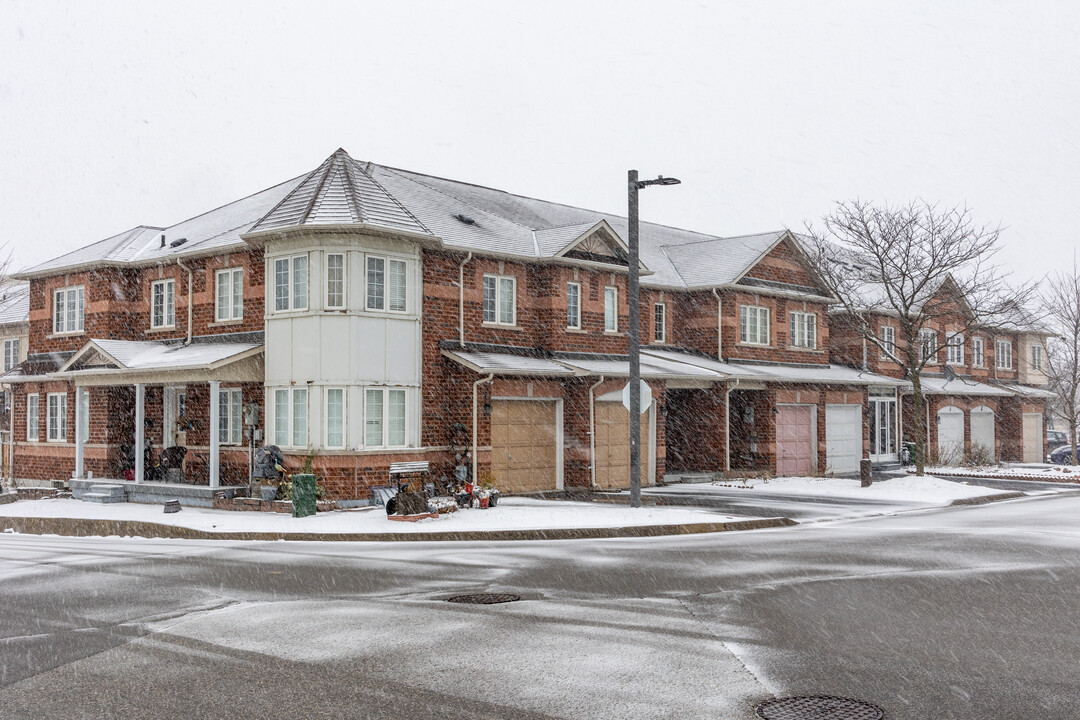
left=0, top=283, right=29, bottom=325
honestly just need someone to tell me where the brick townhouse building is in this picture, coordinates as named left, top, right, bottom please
left=1, top=149, right=1050, bottom=501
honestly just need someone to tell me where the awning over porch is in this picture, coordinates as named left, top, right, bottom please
left=52, top=338, right=263, bottom=385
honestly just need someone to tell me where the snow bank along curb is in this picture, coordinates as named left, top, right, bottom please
left=925, top=469, right=1080, bottom=484
left=0, top=515, right=796, bottom=542
left=0, top=491, right=17, bottom=506
left=949, top=491, right=1026, bottom=506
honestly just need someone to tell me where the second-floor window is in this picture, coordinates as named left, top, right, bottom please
left=367, top=256, right=407, bottom=312
left=946, top=332, right=964, bottom=365
left=326, top=254, right=345, bottom=310
left=274, top=255, right=308, bottom=312
left=53, top=286, right=84, bottom=334
left=483, top=274, right=516, bottom=325
left=740, top=305, right=770, bottom=345
left=972, top=336, right=985, bottom=367
left=604, top=287, right=618, bottom=332
left=654, top=303, right=666, bottom=343
left=26, top=393, right=39, bottom=441
left=47, top=392, right=66, bottom=442
left=996, top=339, right=1013, bottom=370
left=880, top=325, right=896, bottom=360
left=365, top=387, right=407, bottom=447
left=151, top=279, right=175, bottom=328
left=3, top=338, right=19, bottom=372
left=919, top=329, right=938, bottom=364
left=1032, top=344, right=1044, bottom=372
left=218, top=388, right=242, bottom=445
left=789, top=312, right=816, bottom=349
left=566, top=282, right=581, bottom=329
left=273, top=387, right=308, bottom=448
left=216, top=268, right=243, bottom=322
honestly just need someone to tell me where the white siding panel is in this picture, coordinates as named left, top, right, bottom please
left=319, top=315, right=351, bottom=381
left=291, top=316, right=320, bottom=380
left=386, top=321, right=418, bottom=384
left=353, top=316, right=385, bottom=383
left=264, top=321, right=292, bottom=383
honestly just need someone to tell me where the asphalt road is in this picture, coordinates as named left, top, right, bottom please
left=2, top=493, right=1080, bottom=719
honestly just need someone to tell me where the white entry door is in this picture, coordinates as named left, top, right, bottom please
left=937, top=406, right=964, bottom=466
left=825, top=404, right=862, bottom=474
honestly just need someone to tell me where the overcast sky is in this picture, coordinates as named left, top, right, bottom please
left=2, top=1, right=1077, bottom=283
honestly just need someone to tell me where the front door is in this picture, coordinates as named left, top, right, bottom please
left=869, top=390, right=898, bottom=463
left=1022, top=413, right=1044, bottom=463
left=163, top=386, right=187, bottom=447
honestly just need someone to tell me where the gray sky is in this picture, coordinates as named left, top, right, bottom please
left=2, top=0, right=1077, bottom=283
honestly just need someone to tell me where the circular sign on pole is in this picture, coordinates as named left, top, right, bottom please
left=621, top=379, right=652, bottom=414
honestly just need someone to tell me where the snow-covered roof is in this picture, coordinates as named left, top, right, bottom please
left=0, top=283, right=29, bottom=325
left=915, top=375, right=1014, bottom=397
left=440, top=348, right=575, bottom=376
left=59, top=339, right=262, bottom=375
left=990, top=381, right=1056, bottom=399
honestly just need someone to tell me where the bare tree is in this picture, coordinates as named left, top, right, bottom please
left=1042, top=260, right=1080, bottom=466
left=808, top=200, right=1037, bottom=475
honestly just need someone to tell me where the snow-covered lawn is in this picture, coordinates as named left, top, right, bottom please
left=922, top=464, right=1080, bottom=481
left=0, top=496, right=747, bottom=535
left=651, top=474, right=1011, bottom=503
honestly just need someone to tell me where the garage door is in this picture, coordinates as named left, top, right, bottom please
left=1023, top=413, right=1044, bottom=463
left=825, top=404, right=862, bottom=474
left=970, top=406, right=995, bottom=460
left=490, top=400, right=559, bottom=493
left=937, top=406, right=964, bottom=466
left=776, top=405, right=814, bottom=476
left=594, top=402, right=650, bottom=489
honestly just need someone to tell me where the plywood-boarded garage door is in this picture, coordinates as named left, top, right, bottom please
left=825, top=404, right=861, bottom=474
left=1023, top=413, right=1044, bottom=463
left=937, top=406, right=964, bottom=465
left=490, top=400, right=558, bottom=493
left=776, top=405, right=813, bottom=476
left=594, top=402, right=649, bottom=489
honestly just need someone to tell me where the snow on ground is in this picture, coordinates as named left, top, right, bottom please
left=924, top=464, right=1080, bottom=481
left=0, top=497, right=746, bottom=535
left=650, top=474, right=1010, bottom=503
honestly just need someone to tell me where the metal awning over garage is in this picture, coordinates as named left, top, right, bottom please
left=915, top=376, right=1014, bottom=397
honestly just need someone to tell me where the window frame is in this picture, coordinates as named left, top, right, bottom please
left=325, top=253, right=346, bottom=310
left=739, top=305, right=770, bottom=346
left=273, top=254, right=309, bottom=313
left=324, top=387, right=346, bottom=449
left=52, top=286, right=85, bottom=335
left=215, top=267, right=244, bottom=322
left=880, top=325, right=896, bottom=360
left=789, top=311, right=816, bottom=349
left=46, top=392, right=66, bottom=442
left=604, top=286, right=618, bottom=333
left=273, top=386, right=309, bottom=449
left=366, top=255, right=408, bottom=313
left=919, top=329, right=938, bottom=364
left=482, top=273, right=517, bottom=326
left=972, top=336, right=985, bottom=367
left=996, top=339, right=1013, bottom=370
left=3, top=337, right=19, bottom=372
left=217, top=388, right=243, bottom=446
left=653, top=302, right=667, bottom=344
left=151, top=278, right=176, bottom=329
left=364, top=387, right=408, bottom=448
left=1032, top=344, right=1044, bottom=372
left=26, top=393, right=39, bottom=442
left=946, top=332, right=964, bottom=366
left=566, top=282, right=581, bottom=330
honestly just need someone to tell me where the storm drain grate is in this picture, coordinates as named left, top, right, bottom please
left=446, top=593, right=521, bottom=605
left=755, top=695, right=885, bottom=720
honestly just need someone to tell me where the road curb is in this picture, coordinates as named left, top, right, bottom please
left=913, top=470, right=1080, bottom=484
left=949, top=491, right=1026, bottom=506
left=0, top=514, right=797, bottom=542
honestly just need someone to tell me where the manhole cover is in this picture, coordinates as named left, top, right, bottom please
left=446, top=593, right=521, bottom=605
left=755, top=695, right=885, bottom=720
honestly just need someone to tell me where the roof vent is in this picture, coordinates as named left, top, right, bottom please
left=169, top=238, right=188, bottom=248
left=160, top=234, right=166, bottom=248
left=454, top=214, right=476, bottom=225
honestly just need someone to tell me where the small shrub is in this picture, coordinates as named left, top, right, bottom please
left=965, top=443, right=998, bottom=467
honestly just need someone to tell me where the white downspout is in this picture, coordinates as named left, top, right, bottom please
left=176, top=258, right=194, bottom=346
left=472, top=373, right=493, bottom=483
left=725, top=378, right=740, bottom=472
left=712, top=289, right=723, bottom=360
left=588, top=375, right=605, bottom=487
left=458, top=252, right=473, bottom=348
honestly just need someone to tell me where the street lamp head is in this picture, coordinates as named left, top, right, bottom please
left=636, top=175, right=681, bottom=189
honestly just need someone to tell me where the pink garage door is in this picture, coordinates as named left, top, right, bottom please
left=776, top=405, right=814, bottom=476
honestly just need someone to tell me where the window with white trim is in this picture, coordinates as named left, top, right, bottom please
left=3, top=338, right=19, bottom=372
left=1032, top=344, right=1044, bottom=372
left=654, top=303, right=667, bottom=343
left=566, top=282, right=581, bottom=329
left=273, top=387, right=308, bottom=448
left=26, top=393, right=39, bottom=441
left=604, top=286, right=618, bottom=332
left=919, top=329, right=938, bottom=364
left=880, top=325, right=896, bottom=360
left=365, top=387, right=407, bottom=448
left=946, top=332, right=964, bottom=365
left=325, top=387, right=346, bottom=448
left=740, top=305, right=770, bottom=345
left=325, top=253, right=345, bottom=310
left=46, top=392, right=66, bottom=442
left=367, top=256, right=407, bottom=312
left=215, top=268, right=243, bottom=321
left=151, top=279, right=175, bottom=328
left=218, top=388, right=242, bottom=445
left=483, top=274, right=516, bottom=325
left=53, top=286, right=84, bottom=334
left=972, top=336, right=985, bottom=367
left=996, top=339, right=1013, bottom=369
left=789, top=311, right=816, bottom=349
left=274, top=255, right=308, bottom=312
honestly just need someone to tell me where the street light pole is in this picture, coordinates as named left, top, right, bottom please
left=627, top=170, right=680, bottom=509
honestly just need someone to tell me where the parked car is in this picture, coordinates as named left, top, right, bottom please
left=1049, top=445, right=1078, bottom=465
left=1047, top=430, right=1069, bottom=450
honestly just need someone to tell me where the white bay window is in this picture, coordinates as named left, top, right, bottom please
left=365, top=387, right=406, bottom=448
left=274, top=255, right=308, bottom=312
left=274, top=387, right=308, bottom=448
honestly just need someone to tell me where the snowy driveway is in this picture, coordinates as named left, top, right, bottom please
left=2, top=494, right=1080, bottom=718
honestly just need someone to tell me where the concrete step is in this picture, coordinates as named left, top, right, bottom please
left=90, top=484, right=126, bottom=497
left=83, top=492, right=127, bottom=504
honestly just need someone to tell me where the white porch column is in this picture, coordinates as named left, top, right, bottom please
left=74, top=386, right=85, bottom=479
left=209, top=380, right=220, bottom=488
left=134, top=383, right=145, bottom=484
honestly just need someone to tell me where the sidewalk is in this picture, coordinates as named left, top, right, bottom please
left=0, top=496, right=792, bottom=542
